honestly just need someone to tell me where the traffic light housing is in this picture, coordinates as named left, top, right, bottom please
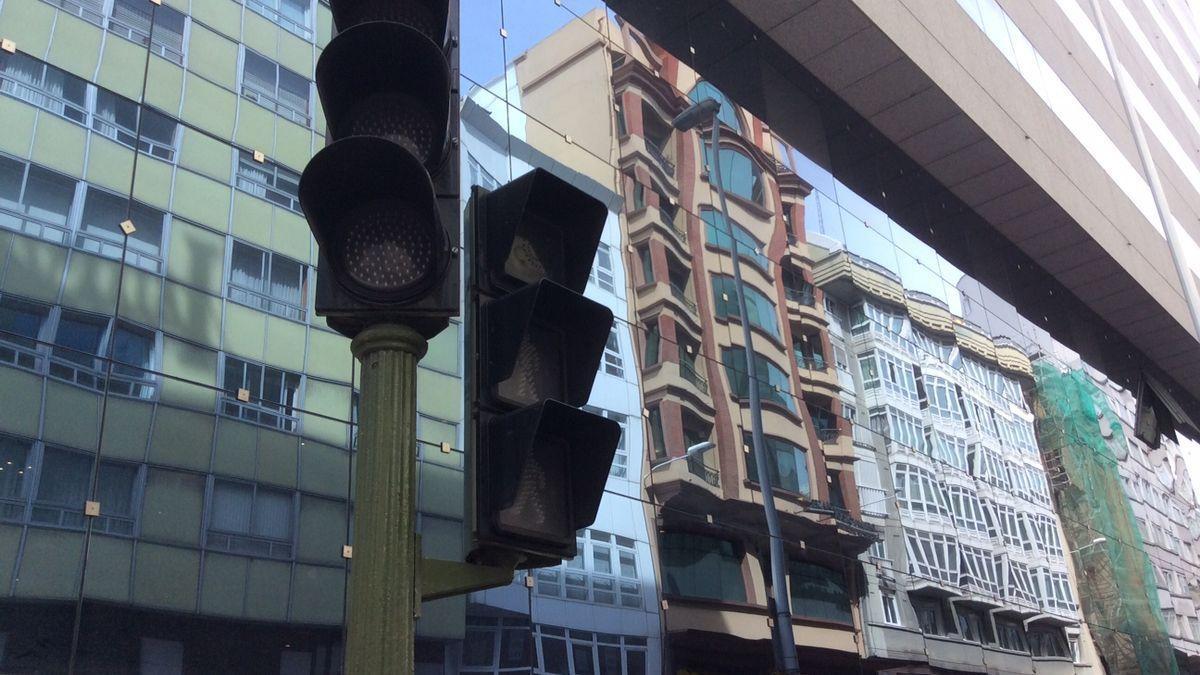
left=298, top=2, right=458, bottom=340
left=467, top=169, right=621, bottom=567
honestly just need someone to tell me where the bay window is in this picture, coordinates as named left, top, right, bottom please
left=660, top=532, right=745, bottom=602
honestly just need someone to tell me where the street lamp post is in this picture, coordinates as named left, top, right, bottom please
left=673, top=98, right=802, bottom=675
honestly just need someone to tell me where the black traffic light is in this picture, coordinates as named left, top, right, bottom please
left=298, top=1, right=458, bottom=340
left=467, top=169, right=621, bottom=567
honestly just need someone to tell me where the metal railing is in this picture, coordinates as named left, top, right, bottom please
left=808, top=499, right=880, bottom=538
left=794, top=352, right=827, bottom=371
left=679, top=360, right=708, bottom=393
left=228, top=284, right=307, bottom=322
left=206, top=530, right=293, bottom=560
left=660, top=206, right=688, bottom=243
left=246, top=0, right=314, bottom=39
left=240, top=84, right=311, bottom=126
left=644, top=137, right=675, bottom=175
left=669, top=283, right=697, bottom=313
left=786, top=286, right=815, bottom=306
left=107, top=16, right=185, bottom=65
left=75, top=229, right=164, bottom=274
left=686, top=454, right=720, bottom=487
left=92, top=117, right=176, bottom=162
left=814, top=426, right=840, bottom=443
left=0, top=75, right=88, bottom=124
left=858, top=486, right=888, bottom=517
left=0, top=208, right=72, bottom=247
left=221, top=396, right=300, bottom=432
left=44, top=0, right=104, bottom=25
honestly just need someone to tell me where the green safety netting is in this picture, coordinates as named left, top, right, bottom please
left=1031, top=363, right=1177, bottom=675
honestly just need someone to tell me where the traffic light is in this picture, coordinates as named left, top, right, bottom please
left=467, top=169, right=621, bottom=567
left=298, top=1, right=459, bottom=340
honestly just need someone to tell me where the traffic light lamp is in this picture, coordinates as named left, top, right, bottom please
left=297, top=2, right=458, bottom=340
left=467, top=169, right=621, bottom=567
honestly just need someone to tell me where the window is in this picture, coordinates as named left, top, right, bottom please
left=236, top=150, right=302, bottom=212
left=745, top=432, right=810, bottom=495
left=615, top=96, right=628, bottom=136
left=877, top=350, right=919, bottom=404
left=1029, top=627, right=1069, bottom=657
left=933, top=432, right=969, bottom=471
left=0, top=155, right=76, bottom=245
left=924, top=375, right=963, bottom=421
left=109, top=0, right=186, bottom=64
left=1035, top=567, right=1076, bottom=613
left=974, top=446, right=1009, bottom=490
left=880, top=591, right=900, bottom=625
left=885, top=408, right=928, bottom=454
left=700, top=208, right=769, bottom=269
left=703, top=143, right=764, bottom=205
left=91, top=89, right=179, bottom=160
left=32, top=447, right=137, bottom=535
left=0, top=51, right=87, bottom=123
left=533, top=626, right=647, bottom=675
left=241, top=50, right=311, bottom=125
left=107, top=321, right=157, bottom=398
left=1004, top=560, right=1039, bottom=606
left=0, top=434, right=32, bottom=521
left=49, top=309, right=107, bottom=387
left=583, top=407, right=629, bottom=479
left=206, top=480, right=293, bottom=559
left=466, top=154, right=499, bottom=191
left=246, top=0, right=312, bottom=38
left=994, top=504, right=1031, bottom=550
left=636, top=245, right=654, bottom=285
left=711, top=275, right=779, bottom=338
left=0, top=294, right=49, bottom=371
left=228, top=241, right=308, bottom=320
left=789, top=561, right=851, bottom=623
left=996, top=619, right=1028, bottom=652
left=221, top=355, right=302, bottom=432
left=589, top=242, right=615, bottom=293
left=904, top=529, right=957, bottom=584
left=1031, top=514, right=1064, bottom=558
left=535, top=529, right=641, bottom=608
left=721, top=347, right=794, bottom=412
left=912, top=596, right=948, bottom=635
left=46, top=0, right=105, bottom=24
left=647, top=406, right=666, bottom=460
left=688, top=81, right=741, bottom=133
left=894, top=463, right=950, bottom=518
left=859, top=352, right=880, bottom=389
left=958, top=606, right=994, bottom=643
left=601, top=327, right=624, bottom=377
left=959, top=545, right=999, bottom=595
left=660, top=533, right=745, bottom=602
left=77, top=187, right=167, bottom=273
left=947, top=485, right=988, bottom=534
left=643, top=319, right=660, bottom=366
left=461, top=616, right=529, bottom=673
left=869, top=538, right=887, bottom=560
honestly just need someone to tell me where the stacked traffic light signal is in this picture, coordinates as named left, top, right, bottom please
left=298, top=0, right=459, bottom=339
left=467, top=169, right=621, bottom=567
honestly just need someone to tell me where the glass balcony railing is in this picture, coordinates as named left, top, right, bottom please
left=814, top=426, right=840, bottom=443
left=794, top=352, right=827, bottom=371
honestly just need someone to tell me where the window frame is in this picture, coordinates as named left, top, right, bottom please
left=226, top=238, right=309, bottom=321
left=235, top=150, right=303, bottom=213
left=534, top=528, right=642, bottom=608
left=204, top=477, right=297, bottom=561
left=219, top=354, right=304, bottom=432
left=239, top=48, right=311, bottom=125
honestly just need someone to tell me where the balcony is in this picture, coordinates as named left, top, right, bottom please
left=807, top=500, right=879, bottom=540
left=814, top=425, right=840, bottom=443
left=645, top=138, right=676, bottom=176
left=686, top=455, right=721, bottom=487
left=679, top=360, right=709, bottom=394
left=793, top=352, right=841, bottom=394
left=785, top=285, right=815, bottom=307
left=857, top=486, right=888, bottom=517
left=670, top=283, right=698, bottom=314
left=659, top=206, right=688, bottom=245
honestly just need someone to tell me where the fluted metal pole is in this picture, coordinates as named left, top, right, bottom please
left=346, top=323, right=428, bottom=674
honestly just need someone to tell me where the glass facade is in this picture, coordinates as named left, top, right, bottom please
left=1, top=0, right=1199, bottom=672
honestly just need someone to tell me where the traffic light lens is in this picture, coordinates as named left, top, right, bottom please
left=506, top=215, right=565, bottom=285
left=341, top=200, right=438, bottom=293
left=344, top=92, right=440, bottom=167
left=496, top=435, right=570, bottom=542
left=497, top=324, right=565, bottom=407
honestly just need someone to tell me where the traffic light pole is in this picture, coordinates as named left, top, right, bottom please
left=346, top=323, right=427, bottom=674
left=709, top=120, right=801, bottom=675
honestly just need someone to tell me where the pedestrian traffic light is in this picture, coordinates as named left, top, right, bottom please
left=466, top=169, right=621, bottom=567
left=297, top=1, right=458, bottom=340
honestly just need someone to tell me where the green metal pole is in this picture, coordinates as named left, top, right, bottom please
left=346, top=323, right=427, bottom=674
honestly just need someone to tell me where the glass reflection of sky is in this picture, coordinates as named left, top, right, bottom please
left=463, top=1, right=971, bottom=315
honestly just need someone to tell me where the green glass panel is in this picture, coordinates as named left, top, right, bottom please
left=133, top=543, right=200, bottom=610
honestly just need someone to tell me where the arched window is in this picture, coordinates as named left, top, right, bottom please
left=703, top=143, right=764, bottom=206
left=688, top=81, right=741, bottom=133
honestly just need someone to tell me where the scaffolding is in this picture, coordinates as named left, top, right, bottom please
left=1030, top=363, right=1177, bottom=675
